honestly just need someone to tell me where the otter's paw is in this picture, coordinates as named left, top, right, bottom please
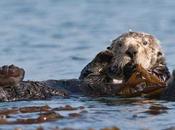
left=0, top=65, right=25, bottom=87
left=123, top=62, right=136, bottom=81
left=95, top=50, right=114, bottom=63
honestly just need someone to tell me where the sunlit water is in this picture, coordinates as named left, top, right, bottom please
left=0, top=0, right=175, bottom=129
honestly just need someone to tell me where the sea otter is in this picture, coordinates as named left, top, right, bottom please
left=80, top=32, right=170, bottom=85
left=0, top=31, right=173, bottom=101
left=79, top=32, right=172, bottom=97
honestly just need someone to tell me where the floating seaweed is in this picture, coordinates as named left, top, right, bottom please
left=52, top=105, right=84, bottom=111
left=19, top=105, right=50, bottom=113
left=68, top=113, right=81, bottom=118
left=0, top=105, right=85, bottom=125
left=144, top=104, right=169, bottom=115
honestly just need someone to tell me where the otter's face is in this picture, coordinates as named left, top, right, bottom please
left=107, top=32, right=163, bottom=80
left=0, top=65, right=25, bottom=87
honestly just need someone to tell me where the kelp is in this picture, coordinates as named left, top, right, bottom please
left=0, top=105, right=85, bottom=125
left=144, top=104, right=169, bottom=115
left=119, top=64, right=166, bottom=97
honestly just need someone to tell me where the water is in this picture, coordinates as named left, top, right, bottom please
left=0, top=0, right=175, bottom=129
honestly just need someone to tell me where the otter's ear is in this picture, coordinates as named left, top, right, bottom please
left=156, top=51, right=166, bottom=64
left=107, top=46, right=112, bottom=50
left=95, top=50, right=114, bottom=63
left=157, top=51, right=162, bottom=57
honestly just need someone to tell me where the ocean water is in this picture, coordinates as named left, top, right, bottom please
left=0, top=0, right=175, bottom=129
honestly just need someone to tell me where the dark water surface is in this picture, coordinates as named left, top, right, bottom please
left=0, top=0, right=175, bottom=129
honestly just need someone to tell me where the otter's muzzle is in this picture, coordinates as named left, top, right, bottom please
left=125, top=46, right=138, bottom=59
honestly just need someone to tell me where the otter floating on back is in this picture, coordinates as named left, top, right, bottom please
left=0, top=31, right=174, bottom=101
left=80, top=32, right=170, bottom=84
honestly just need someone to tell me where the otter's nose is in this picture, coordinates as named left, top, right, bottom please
left=125, top=47, right=138, bottom=58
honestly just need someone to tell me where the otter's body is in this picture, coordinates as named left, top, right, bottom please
left=0, top=31, right=174, bottom=102
left=0, top=79, right=123, bottom=101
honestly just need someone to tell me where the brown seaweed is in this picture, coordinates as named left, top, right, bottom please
left=19, top=105, right=50, bottom=113
left=101, top=127, right=120, bottom=130
left=0, top=105, right=85, bottom=125
left=53, top=105, right=84, bottom=111
left=144, top=104, right=169, bottom=115
left=119, top=64, right=166, bottom=97
left=68, top=113, right=81, bottom=118
left=0, top=108, right=18, bottom=116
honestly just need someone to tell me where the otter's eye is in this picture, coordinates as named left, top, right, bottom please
left=157, top=52, right=162, bottom=57
left=143, top=41, right=148, bottom=45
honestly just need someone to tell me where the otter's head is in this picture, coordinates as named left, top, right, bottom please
left=0, top=65, right=25, bottom=87
left=107, top=32, right=164, bottom=80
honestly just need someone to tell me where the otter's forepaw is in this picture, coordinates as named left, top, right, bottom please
left=0, top=65, right=25, bottom=87
left=123, top=62, right=136, bottom=81
left=95, top=50, right=114, bottom=63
